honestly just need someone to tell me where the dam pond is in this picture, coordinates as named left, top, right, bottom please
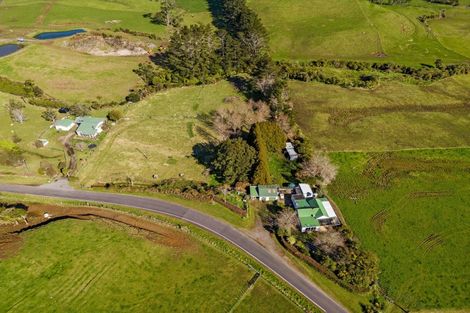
left=34, top=29, right=86, bottom=40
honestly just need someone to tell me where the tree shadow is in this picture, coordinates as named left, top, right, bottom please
left=192, top=142, right=217, bottom=168
left=206, top=0, right=225, bottom=30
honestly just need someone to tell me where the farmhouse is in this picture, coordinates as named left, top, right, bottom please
left=54, top=119, right=75, bottom=131
left=290, top=183, right=340, bottom=232
left=285, top=142, right=298, bottom=161
left=250, top=185, right=280, bottom=201
left=75, top=116, right=105, bottom=138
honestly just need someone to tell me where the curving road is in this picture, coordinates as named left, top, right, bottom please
left=0, top=183, right=348, bottom=313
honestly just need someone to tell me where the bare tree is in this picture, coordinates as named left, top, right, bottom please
left=212, top=100, right=270, bottom=140
left=7, top=100, right=26, bottom=124
left=297, top=153, right=338, bottom=185
left=277, top=208, right=298, bottom=234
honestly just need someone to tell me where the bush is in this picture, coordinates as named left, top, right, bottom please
left=107, top=109, right=123, bottom=122
left=69, top=104, right=90, bottom=117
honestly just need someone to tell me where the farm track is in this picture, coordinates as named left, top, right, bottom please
left=0, top=183, right=348, bottom=313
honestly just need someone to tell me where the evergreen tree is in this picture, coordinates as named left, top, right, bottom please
left=165, top=24, right=221, bottom=83
left=213, top=138, right=257, bottom=185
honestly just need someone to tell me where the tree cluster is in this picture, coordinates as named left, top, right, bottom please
left=212, top=99, right=270, bottom=140
left=300, top=228, right=379, bottom=291
left=278, top=58, right=470, bottom=86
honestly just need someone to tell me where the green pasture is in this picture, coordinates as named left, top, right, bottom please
left=0, top=92, right=65, bottom=184
left=248, top=0, right=470, bottom=64
left=77, top=81, right=239, bottom=185
left=329, top=148, right=470, bottom=311
left=0, top=0, right=211, bottom=35
left=0, top=218, right=300, bottom=312
left=290, top=75, right=470, bottom=151
left=0, top=43, right=144, bottom=103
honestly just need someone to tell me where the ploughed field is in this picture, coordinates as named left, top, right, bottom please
left=0, top=216, right=301, bottom=313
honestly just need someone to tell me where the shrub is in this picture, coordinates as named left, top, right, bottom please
left=107, top=109, right=123, bottom=122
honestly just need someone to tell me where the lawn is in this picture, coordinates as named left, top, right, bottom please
left=77, top=81, right=240, bottom=186
left=0, top=217, right=301, bottom=312
left=290, top=75, right=470, bottom=151
left=247, top=0, right=470, bottom=64
left=0, top=43, right=145, bottom=103
left=328, top=148, right=470, bottom=311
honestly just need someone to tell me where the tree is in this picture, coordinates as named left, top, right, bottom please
left=251, top=121, right=286, bottom=153
left=297, top=153, right=338, bottom=186
left=213, top=138, right=257, bottom=185
left=107, top=109, right=123, bottom=122
left=164, top=24, right=221, bottom=83
left=152, top=0, right=182, bottom=27
left=277, top=208, right=297, bottom=236
left=251, top=123, right=272, bottom=185
left=7, top=99, right=26, bottom=123
left=41, top=108, right=57, bottom=122
left=69, top=104, right=90, bottom=117
left=212, top=100, right=270, bottom=140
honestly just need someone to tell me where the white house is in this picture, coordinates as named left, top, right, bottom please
left=54, top=119, right=75, bottom=131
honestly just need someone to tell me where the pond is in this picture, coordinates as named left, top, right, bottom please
left=0, top=44, right=22, bottom=58
left=34, top=29, right=86, bottom=40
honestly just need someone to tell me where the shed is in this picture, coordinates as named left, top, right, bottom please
left=285, top=142, right=298, bottom=161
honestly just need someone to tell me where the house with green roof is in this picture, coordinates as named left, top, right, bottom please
left=250, top=185, right=279, bottom=201
left=54, top=119, right=76, bottom=131
left=75, top=116, right=106, bottom=138
left=290, top=183, right=340, bottom=232
left=294, top=197, right=339, bottom=232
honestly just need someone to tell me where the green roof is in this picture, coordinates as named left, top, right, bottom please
left=257, top=185, right=279, bottom=197
left=249, top=186, right=258, bottom=197
left=297, top=208, right=321, bottom=228
left=296, top=198, right=332, bottom=229
left=55, top=119, right=74, bottom=127
left=76, top=116, right=105, bottom=136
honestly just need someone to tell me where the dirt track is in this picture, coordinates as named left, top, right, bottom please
left=0, top=203, right=194, bottom=258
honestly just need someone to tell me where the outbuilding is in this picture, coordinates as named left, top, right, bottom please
left=285, top=142, right=298, bottom=161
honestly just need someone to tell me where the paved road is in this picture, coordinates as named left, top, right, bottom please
left=0, top=183, right=348, bottom=313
